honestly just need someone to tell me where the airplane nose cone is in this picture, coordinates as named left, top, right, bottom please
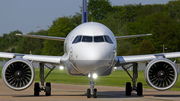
left=85, top=49, right=105, bottom=60
left=80, top=45, right=109, bottom=61
left=74, top=44, right=115, bottom=73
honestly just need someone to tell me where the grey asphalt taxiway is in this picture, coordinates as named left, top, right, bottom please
left=0, top=79, right=180, bottom=101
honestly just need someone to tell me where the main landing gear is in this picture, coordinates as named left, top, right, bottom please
left=34, top=63, right=55, bottom=96
left=87, top=73, right=97, bottom=98
left=34, top=82, right=51, bottom=96
left=122, top=63, right=143, bottom=96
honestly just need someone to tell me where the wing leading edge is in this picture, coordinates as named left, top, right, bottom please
left=115, top=34, right=152, bottom=40
left=0, top=52, right=62, bottom=64
left=16, top=34, right=66, bottom=41
left=116, top=52, right=180, bottom=64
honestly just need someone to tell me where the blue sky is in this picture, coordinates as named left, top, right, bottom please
left=0, top=0, right=171, bottom=36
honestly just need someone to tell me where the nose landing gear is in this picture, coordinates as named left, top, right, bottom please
left=87, top=73, right=97, bottom=98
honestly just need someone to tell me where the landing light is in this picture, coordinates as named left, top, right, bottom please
left=114, top=67, right=117, bottom=71
left=92, top=73, right=98, bottom=79
left=59, top=66, right=64, bottom=70
left=88, top=73, right=98, bottom=79
left=114, top=67, right=117, bottom=70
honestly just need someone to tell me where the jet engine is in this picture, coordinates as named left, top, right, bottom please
left=1, top=58, right=35, bottom=91
left=145, top=58, right=178, bottom=91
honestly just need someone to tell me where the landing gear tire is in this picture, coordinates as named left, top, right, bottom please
left=87, top=88, right=91, bottom=98
left=45, top=82, right=51, bottom=96
left=137, top=82, right=143, bottom=96
left=34, top=82, right=40, bottom=96
left=93, top=88, right=97, bottom=98
left=126, top=82, right=131, bottom=96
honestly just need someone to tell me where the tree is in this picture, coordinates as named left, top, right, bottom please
left=117, top=47, right=128, bottom=56
left=135, top=4, right=165, bottom=19
left=127, top=12, right=180, bottom=53
left=139, top=39, right=155, bottom=54
left=71, top=12, right=82, bottom=27
left=0, top=30, right=22, bottom=52
left=15, top=30, right=48, bottom=55
left=128, top=45, right=139, bottom=55
left=1, top=1, right=180, bottom=56
left=88, top=0, right=112, bottom=20
left=42, top=17, right=75, bottom=56
left=166, top=0, right=180, bottom=22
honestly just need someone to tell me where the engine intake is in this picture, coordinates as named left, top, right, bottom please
left=145, top=58, right=178, bottom=90
left=2, top=58, right=35, bottom=91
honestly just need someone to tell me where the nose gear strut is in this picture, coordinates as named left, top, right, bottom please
left=87, top=73, right=97, bottom=98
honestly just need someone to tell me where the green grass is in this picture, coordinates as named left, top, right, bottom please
left=1, top=67, right=180, bottom=91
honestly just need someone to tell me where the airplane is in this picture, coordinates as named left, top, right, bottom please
left=0, top=0, right=180, bottom=98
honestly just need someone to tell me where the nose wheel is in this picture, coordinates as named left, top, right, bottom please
left=87, top=88, right=91, bottom=98
left=93, top=88, right=97, bottom=98
left=87, top=88, right=97, bottom=98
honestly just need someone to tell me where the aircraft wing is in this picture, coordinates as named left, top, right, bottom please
left=16, top=34, right=66, bottom=41
left=116, top=52, right=180, bottom=64
left=0, top=52, right=63, bottom=64
left=115, top=34, right=152, bottom=40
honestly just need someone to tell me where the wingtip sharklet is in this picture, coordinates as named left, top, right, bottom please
left=147, top=33, right=152, bottom=35
left=16, top=33, right=21, bottom=36
left=16, top=33, right=28, bottom=36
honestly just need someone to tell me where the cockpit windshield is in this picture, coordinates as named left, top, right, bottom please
left=72, top=35, right=113, bottom=44
left=94, top=36, right=104, bottom=42
left=82, top=36, right=92, bottom=42
left=104, top=35, right=113, bottom=44
left=72, top=35, right=82, bottom=44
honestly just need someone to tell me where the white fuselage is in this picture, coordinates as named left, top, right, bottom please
left=63, top=22, right=117, bottom=76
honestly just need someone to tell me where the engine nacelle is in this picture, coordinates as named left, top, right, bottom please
left=145, top=58, right=178, bottom=91
left=2, top=58, right=35, bottom=91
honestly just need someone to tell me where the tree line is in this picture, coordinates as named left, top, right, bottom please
left=0, top=0, right=180, bottom=59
